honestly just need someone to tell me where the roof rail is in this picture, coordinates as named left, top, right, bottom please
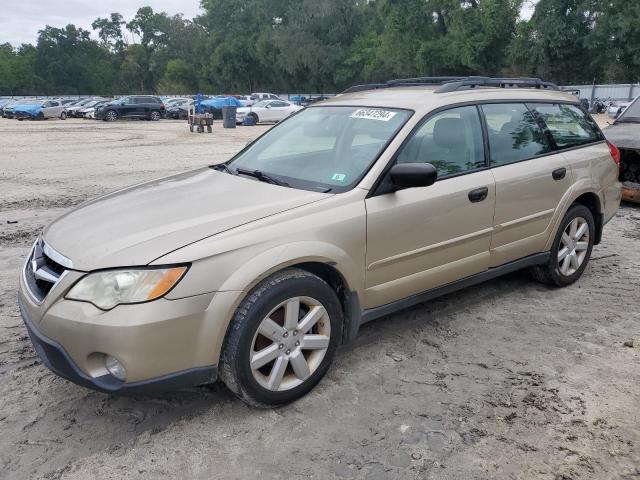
left=434, top=76, right=559, bottom=93
left=341, top=83, right=388, bottom=94
left=341, top=76, right=559, bottom=94
left=386, top=76, right=467, bottom=86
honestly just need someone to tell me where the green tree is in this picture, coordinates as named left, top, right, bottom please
left=509, top=0, right=596, bottom=83
left=92, top=13, right=126, bottom=52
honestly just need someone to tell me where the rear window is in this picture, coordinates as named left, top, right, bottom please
left=528, top=103, right=603, bottom=149
left=481, top=103, right=551, bottom=166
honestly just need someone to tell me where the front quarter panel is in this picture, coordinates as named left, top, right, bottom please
left=153, top=193, right=366, bottom=365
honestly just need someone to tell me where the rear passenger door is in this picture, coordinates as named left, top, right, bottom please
left=481, top=103, right=572, bottom=267
left=365, top=106, right=496, bottom=308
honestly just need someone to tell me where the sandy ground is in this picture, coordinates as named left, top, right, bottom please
left=1, top=116, right=639, bottom=480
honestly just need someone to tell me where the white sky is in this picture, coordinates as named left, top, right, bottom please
left=0, top=0, right=539, bottom=46
left=0, top=0, right=203, bottom=46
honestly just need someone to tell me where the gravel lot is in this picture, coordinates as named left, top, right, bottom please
left=1, top=117, right=639, bottom=480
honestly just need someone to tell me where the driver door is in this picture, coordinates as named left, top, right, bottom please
left=364, top=105, right=496, bottom=308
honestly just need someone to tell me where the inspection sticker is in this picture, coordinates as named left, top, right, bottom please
left=332, top=173, right=347, bottom=182
left=350, top=108, right=397, bottom=122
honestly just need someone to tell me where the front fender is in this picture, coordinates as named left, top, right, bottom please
left=164, top=240, right=362, bottom=301
left=219, top=241, right=361, bottom=295
left=164, top=242, right=363, bottom=366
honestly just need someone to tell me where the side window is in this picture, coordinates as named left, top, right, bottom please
left=481, top=103, right=550, bottom=166
left=528, top=103, right=603, bottom=149
left=396, top=106, right=485, bottom=177
left=271, top=101, right=288, bottom=107
left=133, top=97, right=148, bottom=104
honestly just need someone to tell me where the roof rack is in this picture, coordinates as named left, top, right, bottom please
left=434, top=76, right=559, bottom=93
left=341, top=76, right=559, bottom=94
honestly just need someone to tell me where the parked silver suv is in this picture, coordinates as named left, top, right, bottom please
left=19, top=77, right=622, bottom=406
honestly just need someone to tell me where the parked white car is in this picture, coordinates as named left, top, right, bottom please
left=251, top=92, right=282, bottom=101
left=82, top=100, right=110, bottom=119
left=236, top=100, right=303, bottom=124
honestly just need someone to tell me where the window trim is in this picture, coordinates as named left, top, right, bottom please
left=369, top=98, right=606, bottom=197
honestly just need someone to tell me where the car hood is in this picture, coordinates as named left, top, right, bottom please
left=43, top=168, right=330, bottom=271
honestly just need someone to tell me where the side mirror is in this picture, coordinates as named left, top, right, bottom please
left=389, top=163, right=437, bottom=190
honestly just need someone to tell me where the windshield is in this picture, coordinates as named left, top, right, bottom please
left=616, top=96, right=640, bottom=123
left=228, top=106, right=412, bottom=192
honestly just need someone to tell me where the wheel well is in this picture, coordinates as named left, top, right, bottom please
left=291, top=262, right=361, bottom=344
left=572, top=192, right=603, bottom=244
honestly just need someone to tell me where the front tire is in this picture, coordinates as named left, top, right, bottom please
left=219, top=268, right=343, bottom=407
left=60, top=111, right=67, bottom=120
left=531, top=204, right=595, bottom=287
left=248, top=112, right=259, bottom=124
left=104, top=110, right=118, bottom=122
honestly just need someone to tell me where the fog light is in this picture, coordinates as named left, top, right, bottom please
left=105, top=355, right=127, bottom=381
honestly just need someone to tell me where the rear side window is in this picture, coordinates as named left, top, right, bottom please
left=396, top=106, right=485, bottom=177
left=528, top=103, right=603, bottom=149
left=481, top=103, right=551, bottom=166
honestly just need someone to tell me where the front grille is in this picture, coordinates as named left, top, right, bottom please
left=23, top=239, right=69, bottom=303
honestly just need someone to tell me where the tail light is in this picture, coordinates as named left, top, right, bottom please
left=607, top=141, right=620, bottom=165
left=160, top=103, right=165, bottom=111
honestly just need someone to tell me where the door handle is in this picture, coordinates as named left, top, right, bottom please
left=552, top=167, right=567, bottom=180
left=468, top=187, right=489, bottom=203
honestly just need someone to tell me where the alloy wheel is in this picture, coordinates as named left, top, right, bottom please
left=250, top=296, right=331, bottom=392
left=558, top=216, right=589, bottom=276
left=105, top=111, right=117, bottom=122
left=150, top=111, right=160, bottom=121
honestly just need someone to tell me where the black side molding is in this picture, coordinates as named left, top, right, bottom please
left=360, top=252, right=550, bottom=324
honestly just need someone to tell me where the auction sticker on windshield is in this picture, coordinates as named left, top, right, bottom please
left=350, top=109, right=397, bottom=122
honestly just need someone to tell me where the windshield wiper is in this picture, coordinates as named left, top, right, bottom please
left=236, top=168, right=290, bottom=187
left=211, top=163, right=236, bottom=175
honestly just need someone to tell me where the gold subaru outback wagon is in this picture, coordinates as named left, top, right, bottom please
left=19, top=77, right=622, bottom=406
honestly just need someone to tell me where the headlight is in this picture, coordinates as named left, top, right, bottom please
left=66, top=266, right=188, bottom=310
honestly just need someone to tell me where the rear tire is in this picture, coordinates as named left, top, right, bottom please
left=150, top=110, right=161, bottom=121
left=531, top=204, right=595, bottom=287
left=219, top=268, right=343, bottom=407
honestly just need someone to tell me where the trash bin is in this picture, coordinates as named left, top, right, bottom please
left=222, top=106, right=237, bottom=128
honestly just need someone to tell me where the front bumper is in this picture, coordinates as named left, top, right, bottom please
left=19, top=295, right=218, bottom=395
left=14, top=111, right=37, bottom=120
